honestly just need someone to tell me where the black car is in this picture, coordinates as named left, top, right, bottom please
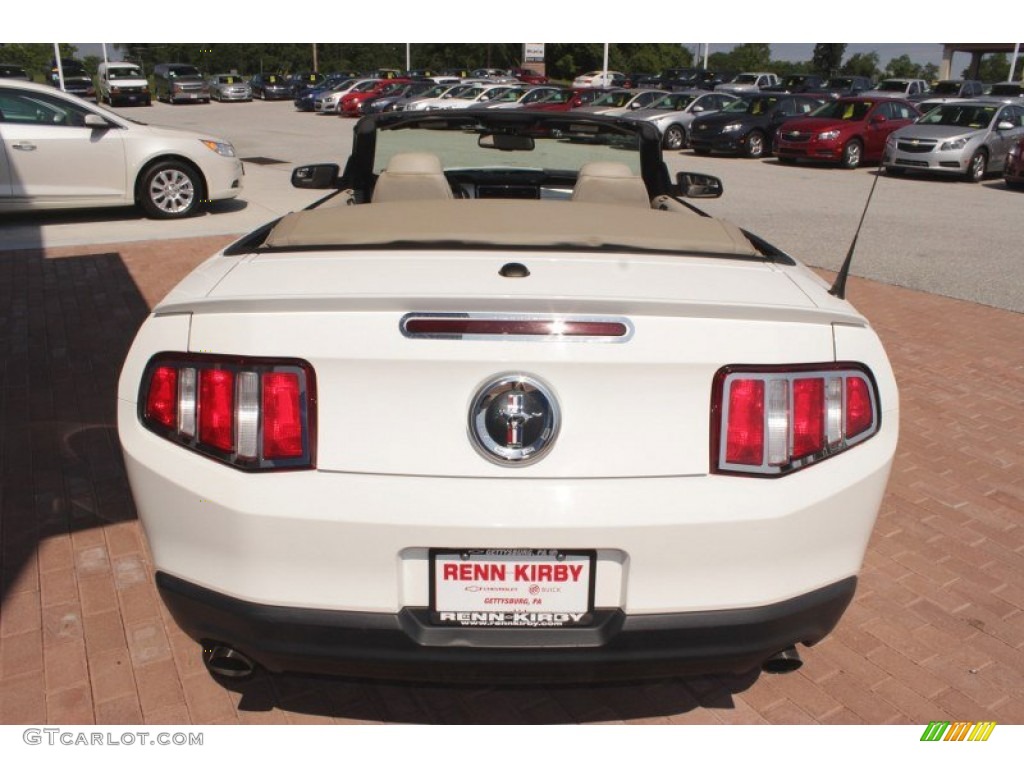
left=363, top=81, right=441, bottom=114
left=693, top=70, right=736, bottom=91
left=688, top=94, right=824, bottom=158
left=0, top=63, right=31, bottom=80
left=990, top=81, right=1024, bottom=97
left=49, top=58, right=95, bottom=99
left=249, top=73, right=292, bottom=100
left=286, top=72, right=324, bottom=97
left=762, top=74, right=828, bottom=94
left=639, top=68, right=700, bottom=91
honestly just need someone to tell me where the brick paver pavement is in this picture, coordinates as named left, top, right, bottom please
left=2, top=237, right=1021, bottom=725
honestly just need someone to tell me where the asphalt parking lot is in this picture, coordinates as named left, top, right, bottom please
left=1, top=98, right=1022, bottom=726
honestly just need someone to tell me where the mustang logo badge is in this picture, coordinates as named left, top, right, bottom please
left=500, top=391, right=543, bottom=449
left=470, top=374, right=560, bottom=465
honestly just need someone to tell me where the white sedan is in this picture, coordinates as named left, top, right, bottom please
left=572, top=70, right=626, bottom=88
left=0, top=79, right=242, bottom=218
left=119, top=109, right=898, bottom=683
left=407, top=84, right=521, bottom=111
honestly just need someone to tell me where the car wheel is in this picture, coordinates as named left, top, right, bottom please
left=138, top=161, right=203, bottom=219
left=662, top=124, right=686, bottom=150
left=965, top=150, right=987, bottom=183
left=745, top=130, right=766, bottom=159
left=841, top=139, right=863, bottom=169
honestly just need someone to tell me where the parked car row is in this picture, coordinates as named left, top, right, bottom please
left=282, top=70, right=1024, bottom=187
left=606, top=86, right=1022, bottom=184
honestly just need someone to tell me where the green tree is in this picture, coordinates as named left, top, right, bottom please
left=614, top=43, right=693, bottom=75
left=969, top=53, right=1013, bottom=83
left=770, top=59, right=810, bottom=75
left=728, top=43, right=772, bottom=71
left=885, top=54, right=920, bottom=78
left=812, top=44, right=846, bottom=77
left=842, top=51, right=880, bottom=79
left=0, top=43, right=78, bottom=81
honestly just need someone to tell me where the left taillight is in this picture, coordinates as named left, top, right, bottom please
left=712, top=363, right=880, bottom=477
left=140, top=354, right=316, bottom=471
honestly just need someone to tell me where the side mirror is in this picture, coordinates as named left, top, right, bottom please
left=676, top=171, right=723, bottom=199
left=84, top=114, right=110, bottom=129
left=997, top=120, right=1015, bottom=131
left=870, top=114, right=887, bottom=124
left=291, top=164, right=341, bottom=189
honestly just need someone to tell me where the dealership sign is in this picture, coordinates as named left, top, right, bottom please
left=524, top=43, right=545, bottom=63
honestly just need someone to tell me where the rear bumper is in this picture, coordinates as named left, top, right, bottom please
left=158, top=571, right=857, bottom=682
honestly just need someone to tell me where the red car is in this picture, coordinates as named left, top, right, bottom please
left=340, top=78, right=410, bottom=116
left=510, top=67, right=549, bottom=85
left=1006, top=136, right=1024, bottom=190
left=773, top=97, right=920, bottom=169
left=565, top=88, right=614, bottom=109
left=526, top=88, right=576, bottom=112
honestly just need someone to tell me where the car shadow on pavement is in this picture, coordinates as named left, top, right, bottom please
left=217, top=667, right=762, bottom=724
left=1, top=249, right=147, bottom=605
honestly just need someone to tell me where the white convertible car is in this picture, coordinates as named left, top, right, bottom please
left=118, top=110, right=898, bottom=683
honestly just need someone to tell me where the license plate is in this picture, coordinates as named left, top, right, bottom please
left=430, top=549, right=595, bottom=628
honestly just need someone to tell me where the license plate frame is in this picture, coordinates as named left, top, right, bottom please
left=429, top=548, right=596, bottom=628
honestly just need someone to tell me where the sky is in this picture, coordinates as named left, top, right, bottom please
left=13, top=2, right=1009, bottom=69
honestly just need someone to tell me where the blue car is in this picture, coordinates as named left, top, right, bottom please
left=294, top=74, right=356, bottom=112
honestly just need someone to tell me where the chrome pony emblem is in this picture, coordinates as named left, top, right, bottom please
left=469, top=374, right=560, bottom=465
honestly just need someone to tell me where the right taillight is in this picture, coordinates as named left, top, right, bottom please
left=140, top=354, right=316, bottom=471
left=712, top=364, right=880, bottom=476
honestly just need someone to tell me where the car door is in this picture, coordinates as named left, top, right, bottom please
left=989, top=105, right=1024, bottom=171
left=767, top=97, right=798, bottom=133
left=863, top=102, right=900, bottom=156
left=0, top=132, right=11, bottom=199
left=630, top=91, right=662, bottom=110
left=0, top=86, right=127, bottom=203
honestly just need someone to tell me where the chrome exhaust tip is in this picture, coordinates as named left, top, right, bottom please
left=202, top=643, right=256, bottom=679
left=762, top=646, right=802, bottom=674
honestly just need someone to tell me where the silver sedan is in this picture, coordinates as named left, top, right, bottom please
left=622, top=90, right=737, bottom=150
left=883, top=100, right=1024, bottom=182
left=208, top=74, right=252, bottom=102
